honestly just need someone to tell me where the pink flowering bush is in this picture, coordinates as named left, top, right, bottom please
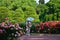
left=35, top=21, right=60, bottom=34
left=0, top=22, right=24, bottom=40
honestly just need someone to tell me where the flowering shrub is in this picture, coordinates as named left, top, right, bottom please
left=35, top=21, right=60, bottom=34
left=0, top=22, right=24, bottom=40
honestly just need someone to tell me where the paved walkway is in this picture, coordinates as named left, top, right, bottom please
left=20, top=34, right=60, bottom=40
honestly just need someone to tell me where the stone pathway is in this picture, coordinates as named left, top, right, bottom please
left=20, top=34, right=60, bottom=40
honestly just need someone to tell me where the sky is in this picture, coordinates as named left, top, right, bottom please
left=35, top=0, right=50, bottom=4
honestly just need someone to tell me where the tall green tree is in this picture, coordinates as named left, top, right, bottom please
left=46, top=0, right=60, bottom=21
left=37, top=0, right=60, bottom=21
left=0, top=0, right=39, bottom=23
left=23, top=6, right=39, bottom=22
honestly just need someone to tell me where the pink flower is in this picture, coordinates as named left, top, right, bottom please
left=5, top=17, right=8, bottom=20
left=15, top=28, right=18, bottom=30
left=1, top=22, right=5, bottom=27
left=17, top=33, right=21, bottom=37
left=18, top=27, right=23, bottom=30
left=0, top=29, right=3, bottom=33
left=4, top=26, right=9, bottom=29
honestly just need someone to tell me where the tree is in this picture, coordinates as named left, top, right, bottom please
left=24, top=6, right=39, bottom=22
left=39, top=0, right=45, bottom=4
left=0, top=7, right=10, bottom=22
left=46, top=0, right=60, bottom=21
left=0, top=0, right=39, bottom=23
left=38, top=4, right=48, bottom=21
left=38, top=0, right=60, bottom=22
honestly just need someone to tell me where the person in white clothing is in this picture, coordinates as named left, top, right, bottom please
left=26, top=21, right=32, bottom=36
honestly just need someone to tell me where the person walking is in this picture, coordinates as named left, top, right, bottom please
left=26, top=21, right=32, bottom=36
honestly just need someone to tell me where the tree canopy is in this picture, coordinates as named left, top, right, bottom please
left=0, top=0, right=39, bottom=23
left=37, top=0, right=60, bottom=22
left=0, top=0, right=60, bottom=23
